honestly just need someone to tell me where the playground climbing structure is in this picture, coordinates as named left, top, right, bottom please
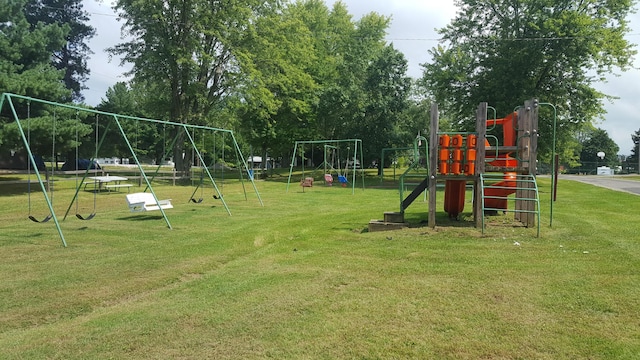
left=370, top=99, right=541, bottom=235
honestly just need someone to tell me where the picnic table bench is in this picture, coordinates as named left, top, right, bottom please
left=104, top=183, right=133, bottom=192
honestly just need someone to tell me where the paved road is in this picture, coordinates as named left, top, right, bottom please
left=559, top=175, right=640, bottom=196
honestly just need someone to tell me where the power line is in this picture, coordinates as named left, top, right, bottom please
left=36, top=3, right=119, bottom=18
left=387, top=33, right=640, bottom=42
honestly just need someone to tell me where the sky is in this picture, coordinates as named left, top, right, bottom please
left=83, top=0, right=640, bottom=155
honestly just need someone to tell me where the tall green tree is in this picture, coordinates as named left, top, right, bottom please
left=304, top=4, right=410, bottom=164
left=0, top=0, right=69, bottom=102
left=579, top=127, right=619, bottom=170
left=25, top=0, right=95, bottom=102
left=346, top=44, right=411, bottom=164
left=322, top=8, right=390, bottom=144
left=421, top=0, right=636, bottom=164
left=0, top=0, right=71, bottom=153
left=109, top=0, right=276, bottom=173
left=628, top=128, right=640, bottom=173
left=95, top=82, right=160, bottom=162
left=234, top=3, right=318, bottom=173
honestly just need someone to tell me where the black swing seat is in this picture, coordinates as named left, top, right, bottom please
left=190, top=198, right=203, bottom=203
left=76, top=213, right=96, bottom=221
left=29, top=214, right=52, bottom=223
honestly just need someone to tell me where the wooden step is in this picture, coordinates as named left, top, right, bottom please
left=384, top=211, right=404, bottom=223
left=368, top=220, right=409, bottom=232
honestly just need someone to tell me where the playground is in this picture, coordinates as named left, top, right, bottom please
left=1, top=173, right=639, bottom=358
left=1, top=94, right=639, bottom=358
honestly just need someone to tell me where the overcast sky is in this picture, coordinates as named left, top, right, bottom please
left=83, top=0, right=640, bottom=155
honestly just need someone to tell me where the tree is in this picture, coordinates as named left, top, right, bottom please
left=233, top=3, right=318, bottom=175
left=109, top=0, right=277, bottom=174
left=579, top=127, right=619, bottom=171
left=25, top=0, right=95, bottom=102
left=307, top=5, right=408, bottom=164
left=346, top=44, right=411, bottom=164
left=628, top=129, right=640, bottom=173
left=288, top=0, right=346, bottom=140
left=323, top=9, right=390, bottom=144
left=421, top=0, right=636, bottom=164
left=0, top=0, right=70, bottom=102
left=0, top=0, right=71, bottom=153
left=95, top=82, right=159, bottom=162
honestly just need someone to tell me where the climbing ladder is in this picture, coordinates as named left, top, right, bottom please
left=480, top=173, right=541, bottom=236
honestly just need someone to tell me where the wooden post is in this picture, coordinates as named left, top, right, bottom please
left=474, top=102, right=487, bottom=228
left=515, top=99, right=538, bottom=227
left=515, top=104, right=527, bottom=223
left=529, top=99, right=539, bottom=176
left=526, top=99, right=539, bottom=226
left=428, top=103, right=439, bottom=228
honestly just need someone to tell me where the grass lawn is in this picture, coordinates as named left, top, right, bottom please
left=0, top=172, right=638, bottom=359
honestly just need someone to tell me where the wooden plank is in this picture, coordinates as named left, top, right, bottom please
left=428, top=103, right=439, bottom=228
left=475, top=102, right=487, bottom=228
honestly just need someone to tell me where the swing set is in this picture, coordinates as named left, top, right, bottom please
left=188, top=129, right=225, bottom=203
left=1, top=92, right=263, bottom=247
left=285, top=139, right=364, bottom=194
left=320, top=145, right=349, bottom=187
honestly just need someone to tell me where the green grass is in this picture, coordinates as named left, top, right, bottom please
left=0, top=173, right=639, bottom=359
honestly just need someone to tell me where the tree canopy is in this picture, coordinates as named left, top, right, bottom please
left=0, top=0, right=73, bottom=153
left=579, top=127, right=620, bottom=169
left=104, top=0, right=414, bottom=170
left=421, top=0, right=636, bottom=163
left=25, top=0, right=96, bottom=102
left=0, top=0, right=70, bottom=102
left=5, top=0, right=640, bottom=173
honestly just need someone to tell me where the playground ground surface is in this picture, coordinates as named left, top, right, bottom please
left=0, top=172, right=639, bottom=359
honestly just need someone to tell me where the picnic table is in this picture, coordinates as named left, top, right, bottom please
left=85, top=175, right=132, bottom=192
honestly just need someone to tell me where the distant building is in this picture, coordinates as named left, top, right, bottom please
left=247, top=156, right=273, bottom=169
left=597, top=166, right=614, bottom=175
left=96, top=157, right=130, bottom=165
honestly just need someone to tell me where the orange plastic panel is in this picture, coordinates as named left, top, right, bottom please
left=439, top=161, right=449, bottom=175
left=451, top=134, right=463, bottom=148
left=464, top=162, right=475, bottom=176
left=466, top=148, right=477, bottom=161
left=439, top=134, right=450, bottom=147
left=444, top=180, right=466, bottom=218
left=439, top=148, right=449, bottom=161
left=451, top=162, right=461, bottom=175
left=452, top=149, right=463, bottom=161
left=467, top=134, right=477, bottom=148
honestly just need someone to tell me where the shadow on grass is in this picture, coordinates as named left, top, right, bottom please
left=117, top=215, right=165, bottom=221
left=0, top=182, right=30, bottom=196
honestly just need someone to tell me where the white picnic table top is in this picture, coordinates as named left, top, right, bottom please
left=87, top=175, right=128, bottom=183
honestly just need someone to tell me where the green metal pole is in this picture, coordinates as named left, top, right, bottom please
left=229, top=132, right=263, bottom=206
left=143, top=127, right=181, bottom=192
left=6, top=94, right=67, bottom=247
left=183, top=125, right=231, bottom=215
left=63, top=116, right=114, bottom=220
left=286, top=141, right=299, bottom=193
left=113, top=114, right=173, bottom=229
